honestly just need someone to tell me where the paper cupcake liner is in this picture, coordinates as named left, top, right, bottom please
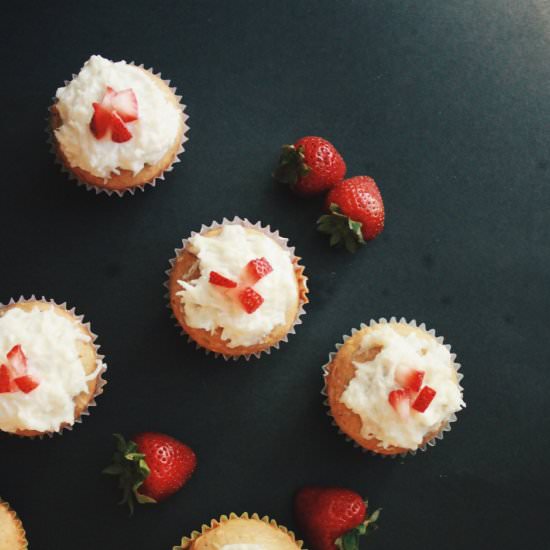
left=321, top=317, right=464, bottom=458
left=173, top=512, right=304, bottom=550
left=0, top=499, right=28, bottom=549
left=0, top=295, right=108, bottom=439
left=47, top=61, right=189, bottom=197
left=165, top=217, right=309, bottom=361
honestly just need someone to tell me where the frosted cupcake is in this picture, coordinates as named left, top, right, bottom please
left=0, top=298, right=106, bottom=437
left=0, top=500, right=27, bottom=550
left=173, top=512, right=303, bottom=550
left=51, top=54, right=188, bottom=194
left=168, top=219, right=308, bottom=359
left=323, top=319, right=464, bottom=455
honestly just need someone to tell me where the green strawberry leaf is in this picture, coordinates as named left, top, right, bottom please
left=335, top=504, right=381, bottom=550
left=103, top=433, right=156, bottom=515
left=273, top=144, right=311, bottom=187
left=317, top=204, right=365, bottom=253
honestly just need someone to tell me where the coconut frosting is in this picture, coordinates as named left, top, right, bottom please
left=177, top=224, right=299, bottom=348
left=54, top=54, right=182, bottom=178
left=221, top=546, right=264, bottom=550
left=0, top=305, right=99, bottom=433
left=340, top=324, right=464, bottom=450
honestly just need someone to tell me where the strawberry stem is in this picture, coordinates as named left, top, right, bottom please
left=273, top=144, right=311, bottom=187
left=335, top=504, right=381, bottom=550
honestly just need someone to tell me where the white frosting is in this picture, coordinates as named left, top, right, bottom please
left=340, top=324, right=464, bottom=450
left=0, top=306, right=99, bottom=433
left=221, top=545, right=264, bottom=550
left=177, top=225, right=299, bottom=348
left=55, top=54, right=182, bottom=178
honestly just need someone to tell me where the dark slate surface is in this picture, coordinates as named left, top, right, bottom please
left=0, top=1, right=548, bottom=548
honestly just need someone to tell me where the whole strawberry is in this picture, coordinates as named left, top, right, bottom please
left=103, top=432, right=196, bottom=513
left=294, top=487, right=380, bottom=550
left=317, top=176, right=384, bottom=252
left=274, top=136, right=346, bottom=196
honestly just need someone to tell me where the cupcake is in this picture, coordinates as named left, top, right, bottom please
left=0, top=500, right=27, bottom=550
left=323, top=319, right=465, bottom=456
left=50, top=54, right=188, bottom=195
left=173, top=512, right=303, bottom=550
left=168, top=218, right=308, bottom=359
left=0, top=298, right=106, bottom=437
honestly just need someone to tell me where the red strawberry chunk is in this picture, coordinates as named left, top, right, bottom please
left=102, top=86, right=117, bottom=109
left=0, top=364, right=12, bottom=393
left=246, top=257, right=273, bottom=283
left=412, top=386, right=437, bottom=413
left=239, top=287, right=264, bottom=314
left=14, top=375, right=40, bottom=394
left=209, top=271, right=238, bottom=288
left=112, top=88, right=139, bottom=122
left=395, top=366, right=425, bottom=393
left=7, top=344, right=27, bottom=376
left=90, top=102, right=112, bottom=139
left=388, top=389, right=411, bottom=420
left=110, top=111, right=133, bottom=143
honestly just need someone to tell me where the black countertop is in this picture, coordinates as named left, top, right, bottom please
left=0, top=1, right=548, bottom=548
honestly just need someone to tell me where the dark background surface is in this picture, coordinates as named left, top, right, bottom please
left=0, top=1, right=549, bottom=548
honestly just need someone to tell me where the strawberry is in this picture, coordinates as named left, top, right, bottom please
left=14, top=375, right=39, bottom=394
left=239, top=287, right=264, bottom=314
left=104, top=432, right=196, bottom=514
left=295, top=487, right=380, bottom=550
left=6, top=345, right=27, bottom=376
left=395, top=367, right=425, bottom=393
left=412, top=386, right=437, bottom=413
left=209, top=271, right=238, bottom=288
left=246, top=257, right=273, bottom=283
left=274, top=136, right=346, bottom=196
left=112, top=88, right=139, bottom=122
left=388, top=389, right=411, bottom=420
left=90, top=102, right=112, bottom=139
left=102, top=86, right=117, bottom=109
left=110, top=111, right=133, bottom=143
left=0, top=364, right=12, bottom=393
left=317, top=176, right=384, bottom=252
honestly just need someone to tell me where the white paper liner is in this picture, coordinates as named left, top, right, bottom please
left=0, top=296, right=108, bottom=439
left=47, top=61, right=189, bottom=197
left=321, top=317, right=464, bottom=458
left=165, top=217, right=309, bottom=361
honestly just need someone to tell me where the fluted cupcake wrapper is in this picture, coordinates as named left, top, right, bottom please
left=0, top=499, right=28, bottom=550
left=47, top=61, right=189, bottom=197
left=173, top=512, right=304, bottom=550
left=165, top=216, right=309, bottom=361
left=0, top=296, right=108, bottom=438
left=321, top=316, right=464, bottom=458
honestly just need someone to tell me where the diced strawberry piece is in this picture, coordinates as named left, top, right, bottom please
left=412, top=386, right=437, bottom=413
left=395, top=367, right=425, bottom=393
left=14, top=375, right=39, bottom=394
left=239, top=287, right=264, bottom=314
left=246, top=257, right=273, bottom=283
left=209, top=271, right=238, bottom=288
left=90, top=102, right=112, bottom=139
left=112, top=88, right=139, bottom=122
left=6, top=345, right=27, bottom=376
left=102, top=86, right=117, bottom=109
left=0, top=364, right=12, bottom=393
left=388, top=389, right=411, bottom=420
left=110, top=111, right=133, bottom=143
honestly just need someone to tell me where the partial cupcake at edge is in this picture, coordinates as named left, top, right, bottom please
left=50, top=54, right=188, bottom=195
left=0, top=298, right=106, bottom=437
left=323, top=318, right=465, bottom=456
left=0, top=499, right=27, bottom=550
left=168, top=218, right=308, bottom=359
left=173, top=512, right=303, bottom=550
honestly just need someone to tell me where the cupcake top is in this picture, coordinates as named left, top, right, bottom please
left=176, top=224, right=300, bottom=348
left=0, top=304, right=99, bottom=433
left=339, top=323, right=464, bottom=450
left=54, top=54, right=182, bottom=178
left=177, top=514, right=302, bottom=550
left=0, top=500, right=27, bottom=550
